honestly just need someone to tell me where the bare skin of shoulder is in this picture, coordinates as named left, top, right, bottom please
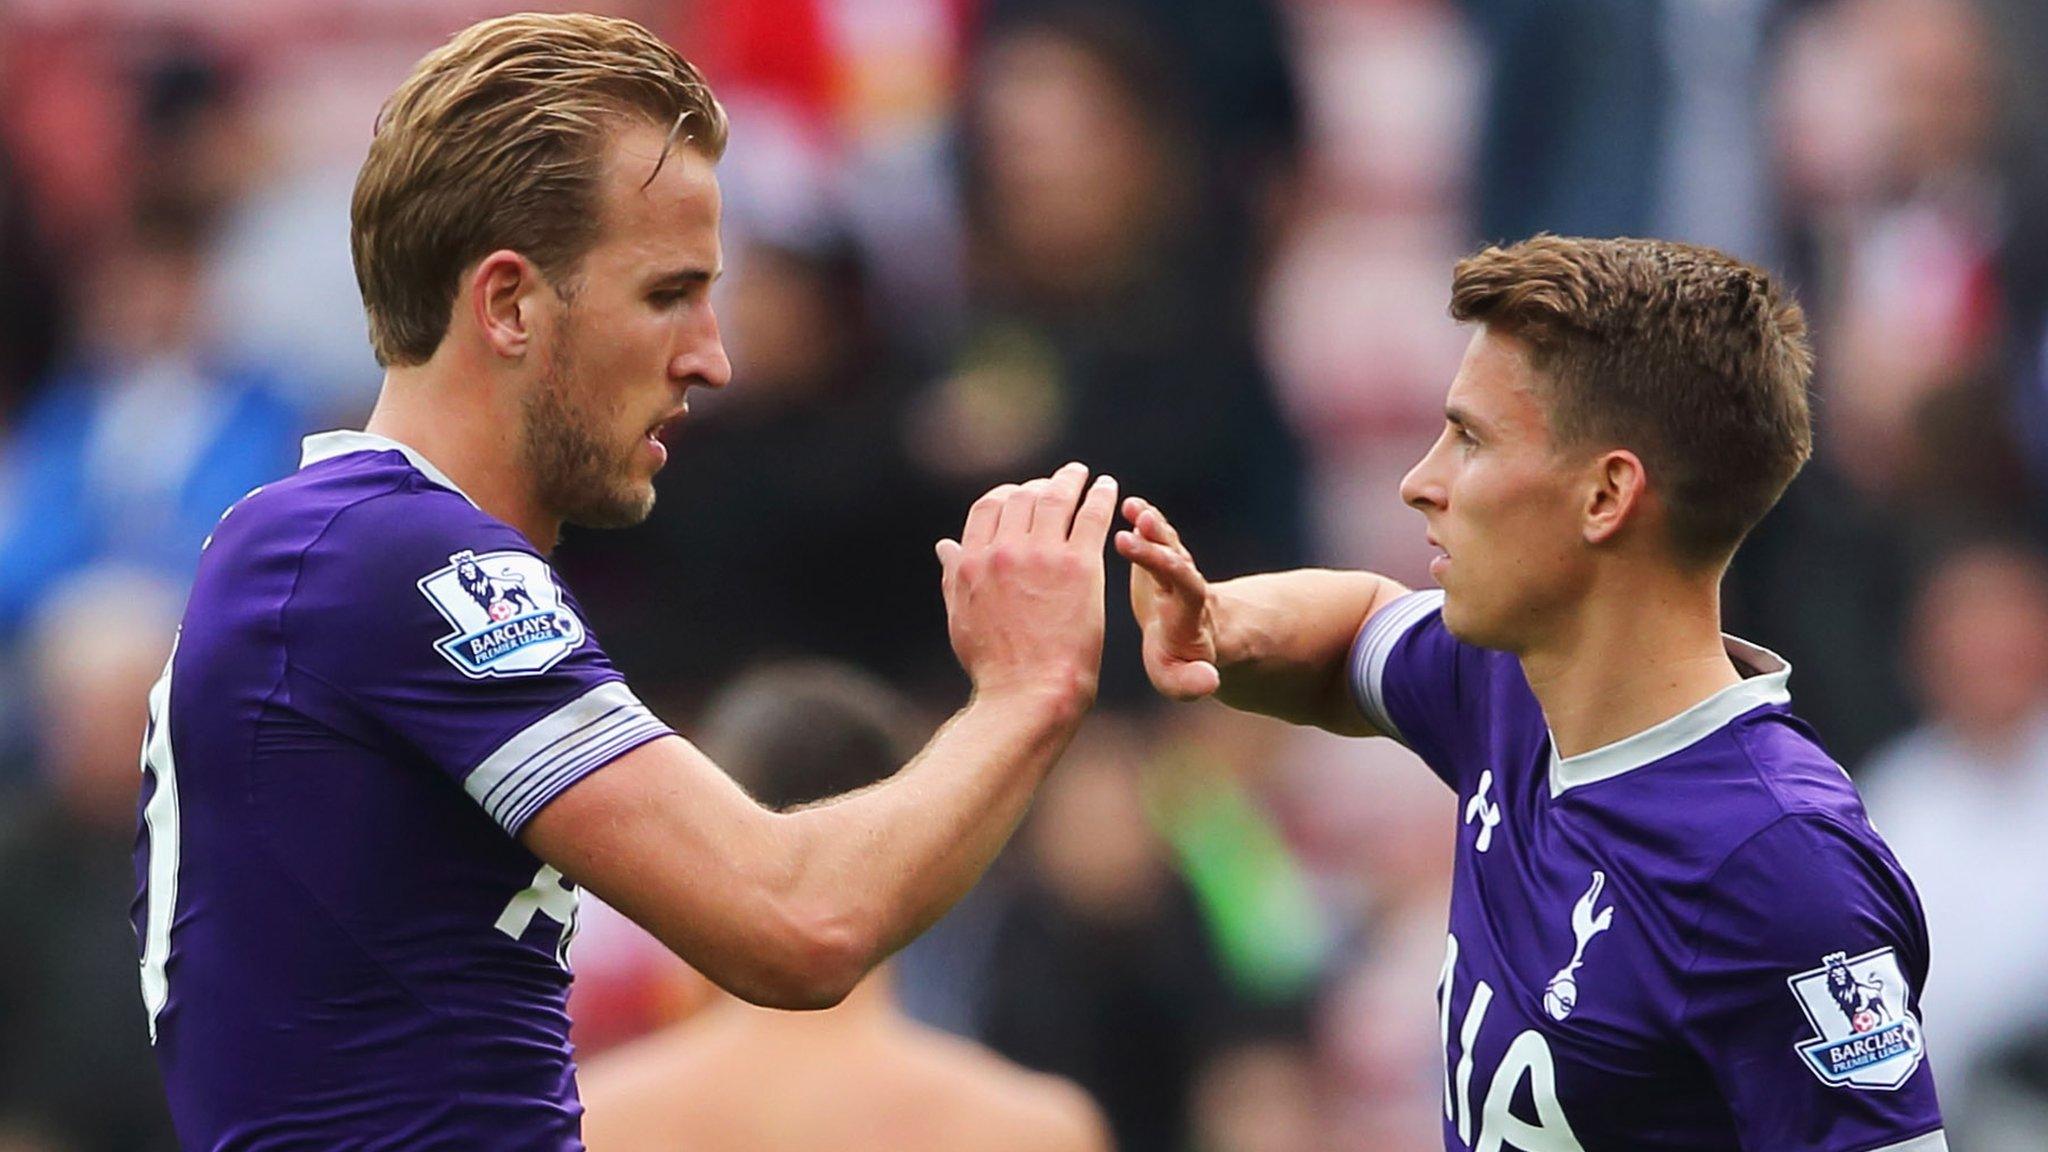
left=579, top=969, right=1113, bottom=1152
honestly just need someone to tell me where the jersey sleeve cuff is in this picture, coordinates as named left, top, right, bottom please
left=465, top=681, right=673, bottom=835
left=1347, top=589, right=1445, bottom=745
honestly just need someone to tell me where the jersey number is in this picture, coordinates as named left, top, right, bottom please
left=1439, top=933, right=1586, bottom=1152
left=137, top=640, right=181, bottom=1044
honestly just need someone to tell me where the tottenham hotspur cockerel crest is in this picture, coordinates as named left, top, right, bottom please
left=417, top=549, right=586, bottom=678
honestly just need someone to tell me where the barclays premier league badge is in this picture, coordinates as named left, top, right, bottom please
left=1786, top=947, right=1927, bottom=1090
left=418, top=549, right=586, bottom=678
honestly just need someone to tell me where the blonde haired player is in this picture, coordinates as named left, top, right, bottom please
left=134, top=15, right=1116, bottom=1149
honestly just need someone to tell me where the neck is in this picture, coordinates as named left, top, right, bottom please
left=364, top=364, right=561, bottom=553
left=1519, top=564, right=1740, bottom=760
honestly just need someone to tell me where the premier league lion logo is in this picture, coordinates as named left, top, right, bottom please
left=417, top=547, right=586, bottom=678
left=452, top=549, right=540, bottom=622
left=1787, top=947, right=1925, bottom=1089
left=1824, top=951, right=1892, bottom=1034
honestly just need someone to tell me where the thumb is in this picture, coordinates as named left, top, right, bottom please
left=935, top=538, right=961, bottom=571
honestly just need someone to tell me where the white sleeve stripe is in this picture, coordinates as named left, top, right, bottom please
left=466, top=682, right=671, bottom=833
left=499, top=719, right=668, bottom=833
left=488, top=707, right=651, bottom=817
left=1867, top=1132, right=1947, bottom=1152
left=477, top=702, right=637, bottom=813
left=1346, top=589, right=1445, bottom=745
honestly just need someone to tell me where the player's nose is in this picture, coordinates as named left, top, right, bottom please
left=672, top=333, right=732, bottom=391
left=1401, top=437, right=1448, bottom=510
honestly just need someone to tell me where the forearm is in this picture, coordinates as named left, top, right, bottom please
left=1208, top=568, right=1408, bottom=732
left=780, top=684, right=1084, bottom=967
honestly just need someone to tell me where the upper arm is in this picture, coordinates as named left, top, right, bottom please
left=1342, top=588, right=1493, bottom=789
left=289, top=498, right=671, bottom=837
left=1681, top=816, right=1945, bottom=1151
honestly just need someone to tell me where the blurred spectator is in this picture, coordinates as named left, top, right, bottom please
left=0, top=190, right=301, bottom=641
left=979, top=0, right=1305, bottom=273
left=669, top=0, right=976, bottom=356
left=0, top=140, right=67, bottom=423
left=1730, top=0, right=2035, bottom=764
left=578, top=660, right=1113, bottom=1152
left=1186, top=1036, right=1324, bottom=1152
left=1861, top=540, right=2048, bottom=1149
left=1461, top=0, right=1792, bottom=260
left=922, top=11, right=1308, bottom=701
left=1775, top=0, right=2016, bottom=508
left=1283, top=734, right=1454, bottom=1152
left=0, top=566, right=181, bottom=1152
left=974, top=712, right=1251, bottom=1152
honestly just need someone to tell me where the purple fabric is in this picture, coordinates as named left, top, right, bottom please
left=1352, top=591, right=1944, bottom=1152
left=133, top=444, right=671, bottom=1150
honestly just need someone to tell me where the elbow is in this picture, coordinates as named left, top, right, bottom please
left=724, top=899, right=877, bottom=1011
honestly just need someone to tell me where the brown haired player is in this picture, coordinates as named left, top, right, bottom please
left=134, top=14, right=1116, bottom=1149
left=1119, top=237, right=1945, bottom=1151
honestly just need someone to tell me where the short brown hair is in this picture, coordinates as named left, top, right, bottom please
left=352, top=13, right=727, bottom=366
left=1450, top=236, right=1814, bottom=566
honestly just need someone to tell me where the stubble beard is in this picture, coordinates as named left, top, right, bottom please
left=520, top=331, right=658, bottom=531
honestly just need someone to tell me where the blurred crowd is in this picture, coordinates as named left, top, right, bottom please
left=3, top=0, right=2047, bottom=1149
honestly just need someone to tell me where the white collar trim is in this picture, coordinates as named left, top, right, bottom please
left=299, top=430, right=478, bottom=508
left=1548, top=636, right=1791, bottom=796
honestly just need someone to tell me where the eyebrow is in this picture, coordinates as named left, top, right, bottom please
left=646, top=267, right=722, bottom=290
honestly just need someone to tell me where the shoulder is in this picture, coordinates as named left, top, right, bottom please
left=206, top=452, right=493, bottom=555
left=906, top=1028, right=1113, bottom=1152
left=1631, top=709, right=1882, bottom=871
left=577, top=1027, right=722, bottom=1139
left=236, top=458, right=532, bottom=601
left=1687, top=807, right=1927, bottom=978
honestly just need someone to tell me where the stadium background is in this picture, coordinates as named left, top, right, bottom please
left=1, top=0, right=2045, bottom=1148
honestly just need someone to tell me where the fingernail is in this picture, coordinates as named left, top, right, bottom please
left=1095, top=474, right=1116, bottom=487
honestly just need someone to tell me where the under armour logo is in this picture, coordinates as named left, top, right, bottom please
left=1464, top=770, right=1501, bottom=852
left=496, top=864, right=580, bottom=970
left=1543, top=870, right=1616, bottom=1021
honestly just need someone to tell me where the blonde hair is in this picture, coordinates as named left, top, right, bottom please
left=351, top=12, right=728, bottom=366
left=1450, top=236, right=1814, bottom=566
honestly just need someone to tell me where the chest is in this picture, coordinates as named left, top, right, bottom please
left=1434, top=759, right=1732, bottom=1151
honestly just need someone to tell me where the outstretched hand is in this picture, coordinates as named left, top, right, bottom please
left=936, top=462, right=1120, bottom=709
left=1114, top=496, right=1222, bottom=701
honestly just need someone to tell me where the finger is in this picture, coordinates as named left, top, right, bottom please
left=999, top=480, right=1045, bottom=541
left=1121, top=495, right=1152, bottom=527
left=935, top=538, right=960, bottom=569
left=1067, top=473, right=1119, bottom=547
left=1116, top=532, right=1205, bottom=600
left=963, top=484, right=1018, bottom=547
left=1136, top=506, right=1184, bottom=550
left=1032, top=462, right=1090, bottom=540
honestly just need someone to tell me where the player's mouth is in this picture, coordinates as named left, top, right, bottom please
left=644, top=406, right=687, bottom=464
left=1427, top=532, right=1450, bottom=579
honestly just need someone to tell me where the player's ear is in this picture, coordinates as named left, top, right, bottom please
left=470, top=249, right=540, bottom=360
left=1582, top=449, right=1645, bottom=547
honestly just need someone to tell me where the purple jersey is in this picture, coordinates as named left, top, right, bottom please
left=132, top=431, right=674, bottom=1150
left=1350, top=591, right=1945, bottom=1152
